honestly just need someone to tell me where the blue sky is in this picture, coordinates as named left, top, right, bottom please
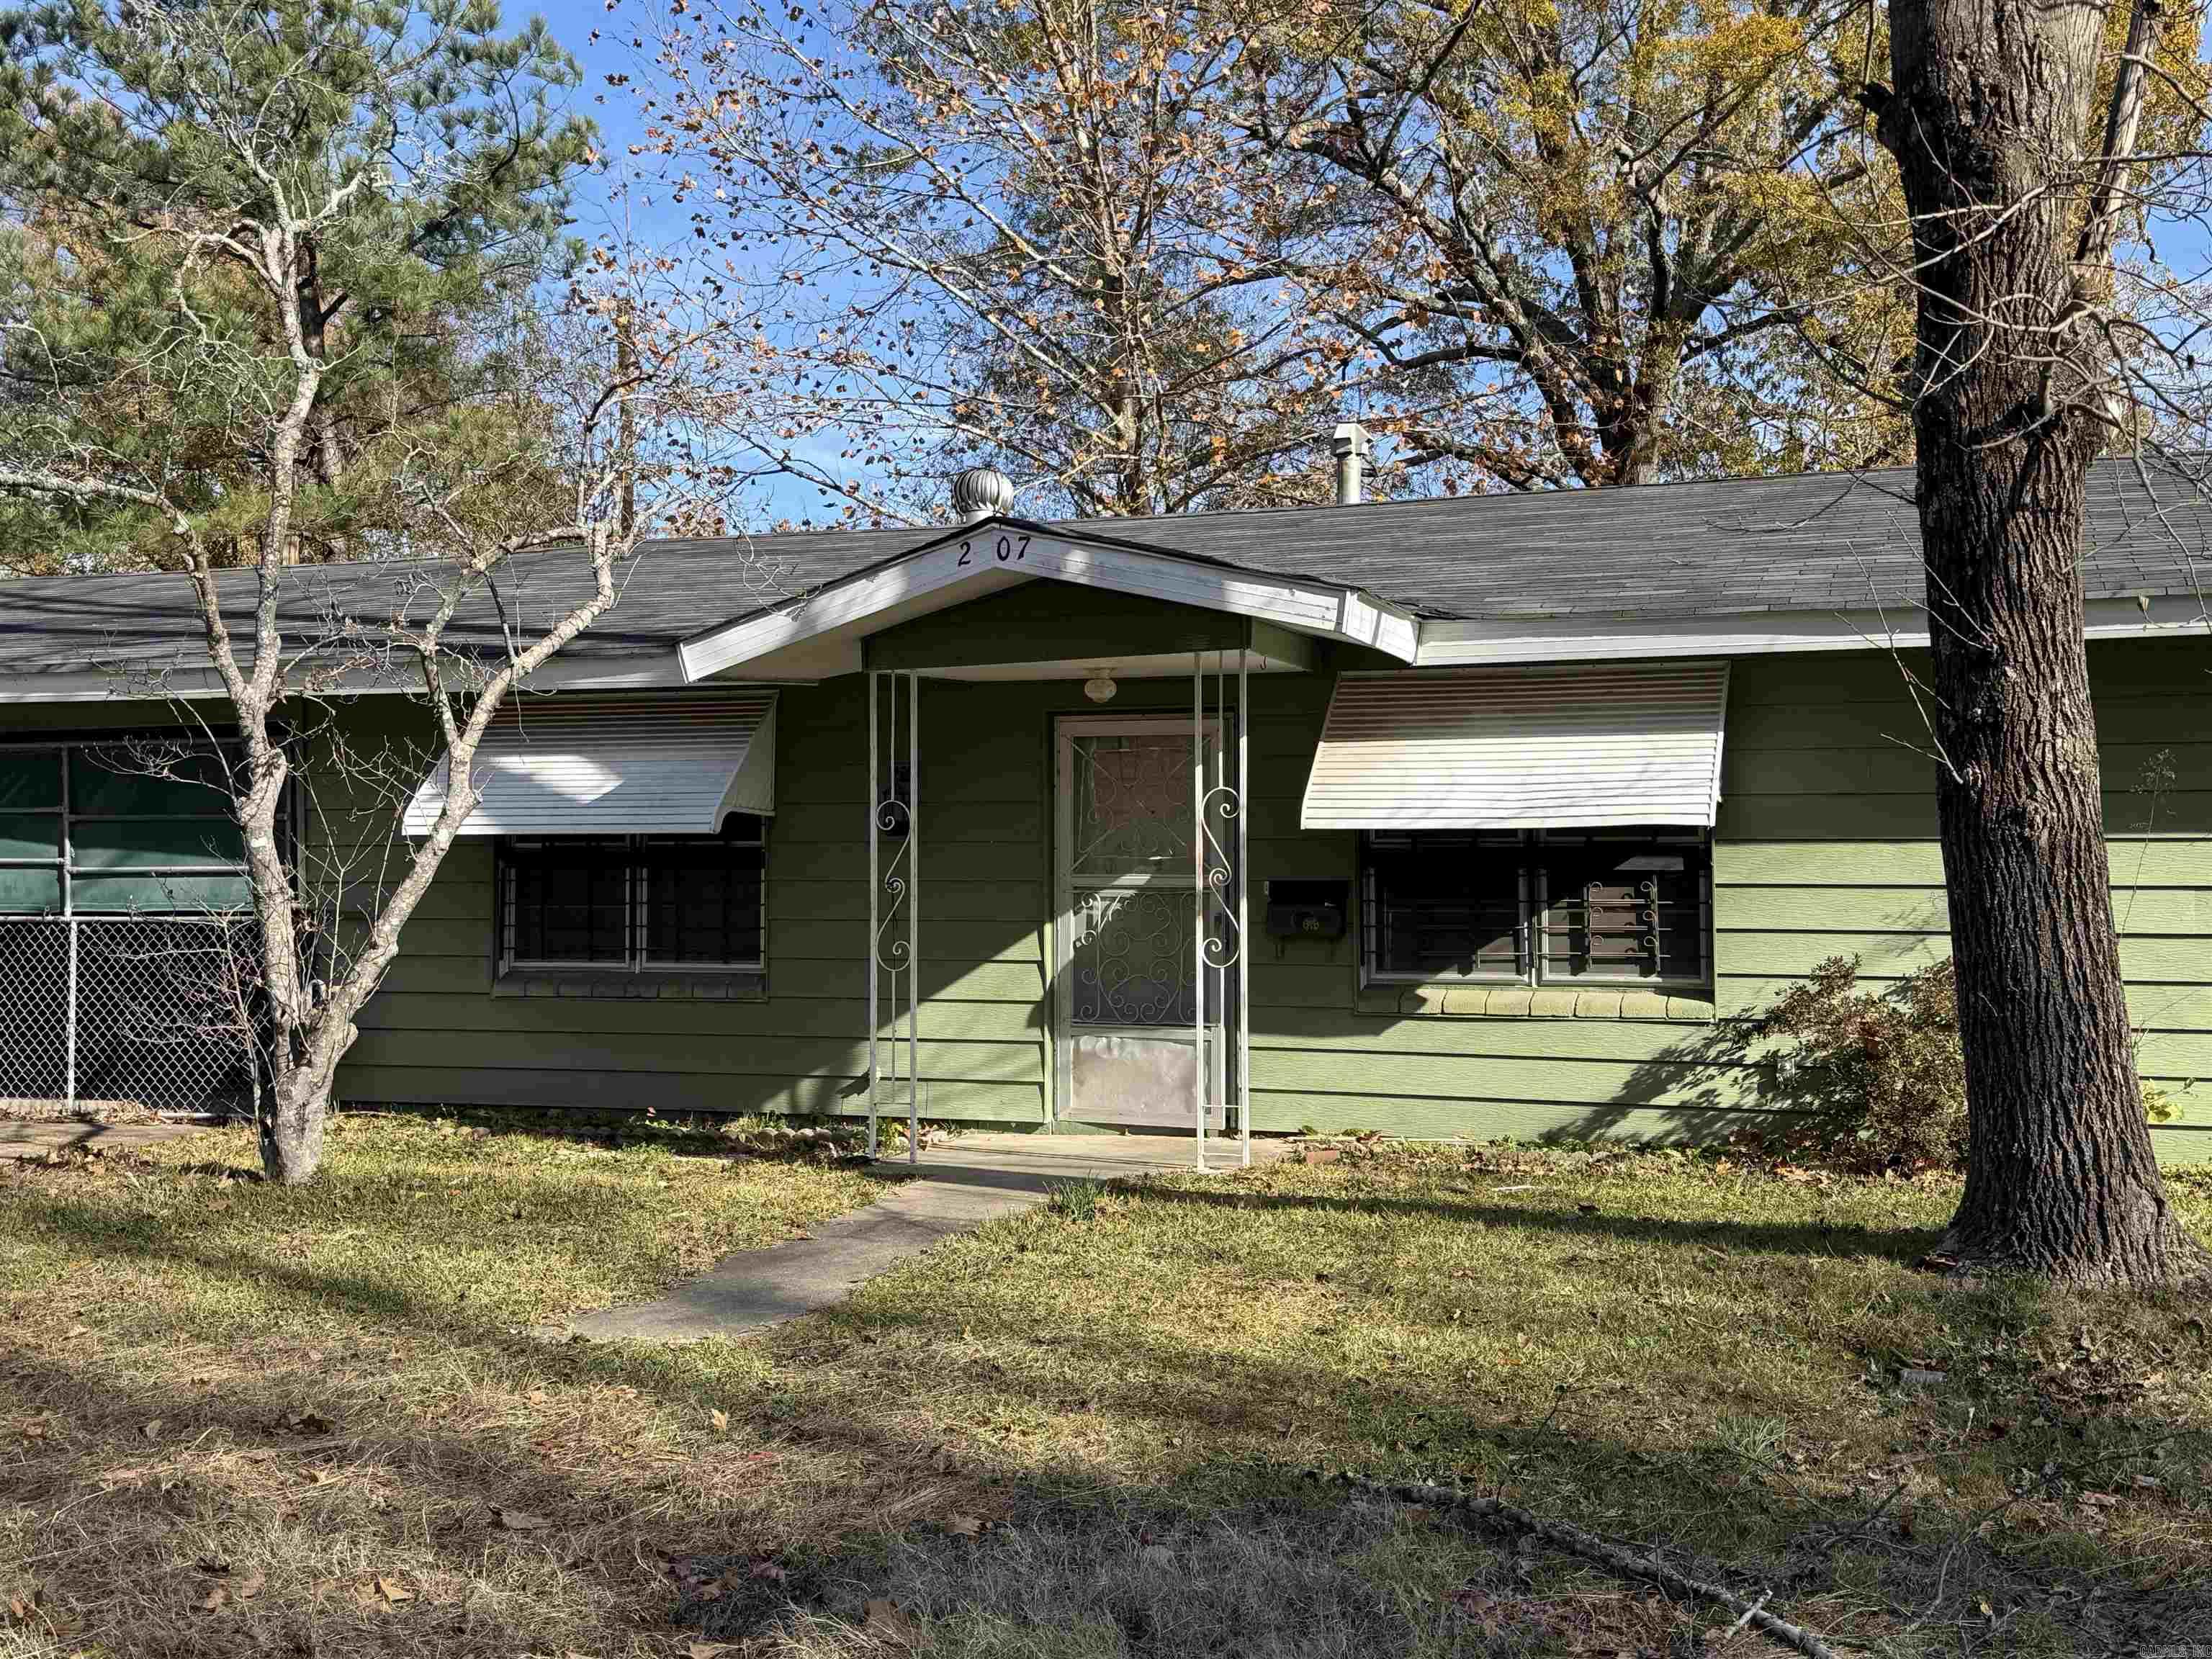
left=559, top=14, right=884, bottom=524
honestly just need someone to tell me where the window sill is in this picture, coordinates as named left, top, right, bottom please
left=493, top=968, right=766, bottom=1001
left=1354, top=984, right=1714, bottom=1022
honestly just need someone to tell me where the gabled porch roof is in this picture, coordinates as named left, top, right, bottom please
left=677, top=516, right=1421, bottom=682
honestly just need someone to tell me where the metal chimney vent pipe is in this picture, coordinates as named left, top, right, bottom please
left=951, top=465, right=1016, bottom=523
left=1331, top=422, right=1370, bottom=505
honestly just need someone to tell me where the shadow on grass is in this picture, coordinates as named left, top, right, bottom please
left=1125, top=1179, right=1944, bottom=1263
left=6, top=1153, right=2210, bottom=1658
left=336, top=1102, right=873, bottom=1164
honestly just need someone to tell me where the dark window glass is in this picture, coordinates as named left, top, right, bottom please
left=0, top=750, right=62, bottom=811
left=1361, top=828, right=1712, bottom=988
left=1363, top=831, right=1525, bottom=979
left=1537, top=832, right=1711, bottom=983
left=498, top=817, right=768, bottom=971
left=68, top=745, right=233, bottom=816
left=0, top=740, right=250, bottom=917
left=504, top=840, right=631, bottom=963
left=642, top=814, right=766, bottom=966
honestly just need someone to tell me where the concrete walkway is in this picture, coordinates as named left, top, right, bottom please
left=0, top=1119, right=209, bottom=1161
left=569, top=1132, right=1280, bottom=1344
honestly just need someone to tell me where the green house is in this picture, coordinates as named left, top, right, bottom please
left=3, top=455, right=2208, bottom=1161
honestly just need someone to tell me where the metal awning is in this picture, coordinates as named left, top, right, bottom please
left=1301, top=661, right=1728, bottom=830
left=402, top=691, right=776, bottom=837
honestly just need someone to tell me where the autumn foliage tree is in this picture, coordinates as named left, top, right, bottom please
left=1226, top=0, right=1917, bottom=487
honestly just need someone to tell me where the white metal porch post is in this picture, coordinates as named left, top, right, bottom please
left=1192, top=653, right=1206, bottom=1172
left=868, top=671, right=879, bottom=1159
left=866, top=670, right=921, bottom=1165
left=1236, top=646, right=1250, bottom=1167
left=1190, top=647, right=1253, bottom=1169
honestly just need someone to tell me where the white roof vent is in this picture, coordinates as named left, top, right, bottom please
left=951, top=465, right=1016, bottom=523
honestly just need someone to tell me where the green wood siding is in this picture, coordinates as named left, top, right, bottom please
left=26, top=610, right=2198, bottom=1159
left=332, top=675, right=1060, bottom=1121
left=320, top=635, right=2212, bottom=1159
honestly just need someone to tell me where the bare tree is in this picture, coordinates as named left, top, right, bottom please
left=1856, top=0, right=2212, bottom=1283
left=634, top=0, right=1360, bottom=521
left=0, top=3, right=774, bottom=1182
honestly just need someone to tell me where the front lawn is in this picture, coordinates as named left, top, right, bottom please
left=1, top=1118, right=2207, bottom=1658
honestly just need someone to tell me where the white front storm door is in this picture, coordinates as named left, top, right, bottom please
left=1053, top=716, right=1228, bottom=1128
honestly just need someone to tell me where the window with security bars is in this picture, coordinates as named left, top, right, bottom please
left=499, top=814, right=766, bottom=971
left=1363, top=832, right=1527, bottom=979
left=1362, top=829, right=1711, bottom=986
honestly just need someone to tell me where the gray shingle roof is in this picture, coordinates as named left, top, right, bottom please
left=4, top=459, right=2208, bottom=683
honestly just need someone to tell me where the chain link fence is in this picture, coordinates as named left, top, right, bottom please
left=0, top=916, right=258, bottom=1118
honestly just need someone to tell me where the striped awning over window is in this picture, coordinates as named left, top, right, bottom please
left=402, top=691, right=777, bottom=837
left=1300, top=661, right=1729, bottom=830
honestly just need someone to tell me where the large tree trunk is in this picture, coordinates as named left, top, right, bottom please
left=1882, top=0, right=2206, bottom=1284
left=258, top=1069, right=330, bottom=1187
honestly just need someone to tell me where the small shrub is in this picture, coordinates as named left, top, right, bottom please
left=1758, top=956, right=2177, bottom=1174
left=1046, top=1177, right=1104, bottom=1221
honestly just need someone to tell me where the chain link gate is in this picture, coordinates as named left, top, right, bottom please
left=0, top=916, right=259, bottom=1118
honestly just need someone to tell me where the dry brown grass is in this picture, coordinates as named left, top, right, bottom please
left=2, top=1120, right=2208, bottom=1658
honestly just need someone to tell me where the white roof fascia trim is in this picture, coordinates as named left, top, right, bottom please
left=401, top=689, right=778, bottom=838
left=676, top=521, right=1421, bottom=680
left=1414, top=595, right=2212, bottom=665
left=0, top=649, right=706, bottom=705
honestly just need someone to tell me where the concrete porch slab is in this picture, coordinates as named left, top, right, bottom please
left=568, top=1131, right=1282, bottom=1344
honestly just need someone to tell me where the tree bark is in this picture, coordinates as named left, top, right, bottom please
left=258, top=1069, right=329, bottom=1187
left=1880, top=0, right=2206, bottom=1284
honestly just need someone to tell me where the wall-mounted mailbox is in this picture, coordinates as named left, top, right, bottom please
left=1266, top=879, right=1348, bottom=940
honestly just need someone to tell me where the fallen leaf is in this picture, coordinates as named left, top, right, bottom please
left=2080, top=1491, right=2121, bottom=1509
left=688, top=1645, right=735, bottom=1658
left=493, top=1506, right=552, bottom=1532
left=865, top=1596, right=919, bottom=1647
left=64, top=1325, right=90, bottom=1339
left=374, top=1575, right=413, bottom=1604
left=198, top=1585, right=229, bottom=1611
left=709, top=1408, right=729, bottom=1433
left=235, top=1571, right=264, bottom=1602
left=940, top=1514, right=986, bottom=1537
left=140, top=1419, right=165, bottom=1440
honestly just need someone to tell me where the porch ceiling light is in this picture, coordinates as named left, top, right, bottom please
left=1083, top=667, right=1118, bottom=703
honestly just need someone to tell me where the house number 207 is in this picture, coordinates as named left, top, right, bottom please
left=956, top=534, right=1030, bottom=567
